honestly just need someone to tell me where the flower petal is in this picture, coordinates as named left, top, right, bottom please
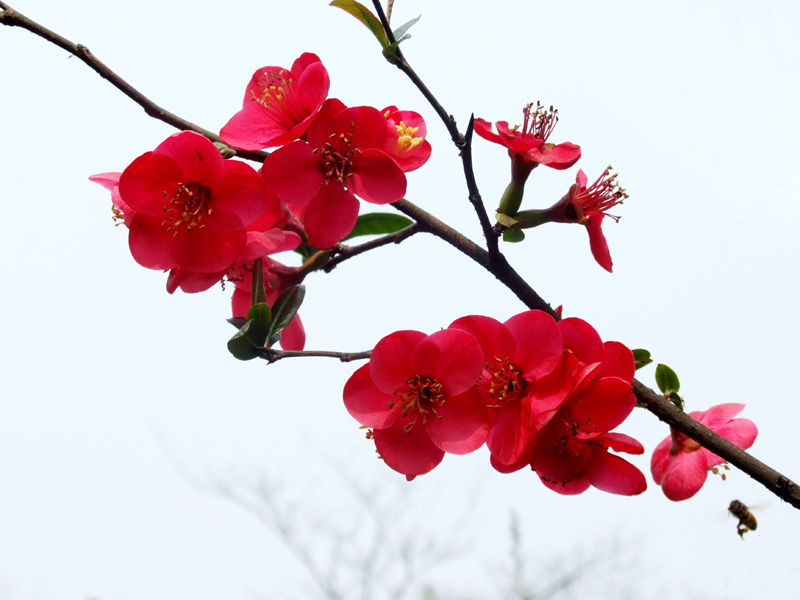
left=410, top=329, right=484, bottom=396
left=588, top=451, right=647, bottom=496
left=343, top=364, right=399, bottom=429
left=373, top=418, right=445, bottom=478
left=370, top=330, right=427, bottom=394
left=425, top=388, right=489, bottom=454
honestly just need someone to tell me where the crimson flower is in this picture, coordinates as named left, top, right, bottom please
left=381, top=106, right=431, bottom=172
left=474, top=102, right=581, bottom=171
left=262, top=99, right=406, bottom=248
left=520, top=318, right=645, bottom=495
left=651, top=404, right=758, bottom=501
left=220, top=53, right=330, bottom=150
left=545, top=167, right=628, bottom=272
left=343, top=329, right=489, bottom=480
left=448, top=311, right=570, bottom=467
left=118, top=131, right=271, bottom=273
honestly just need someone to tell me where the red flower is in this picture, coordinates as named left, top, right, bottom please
left=474, top=102, right=581, bottom=170
left=546, top=168, right=628, bottom=272
left=262, top=99, right=407, bottom=248
left=118, top=131, right=271, bottom=273
left=381, top=106, right=431, bottom=172
left=220, top=53, right=330, bottom=150
left=519, top=318, right=645, bottom=495
left=651, top=404, right=758, bottom=501
left=343, top=329, right=489, bottom=480
left=448, top=311, right=570, bottom=467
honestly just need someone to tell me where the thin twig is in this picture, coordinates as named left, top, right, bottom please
left=370, top=1, right=498, bottom=255
left=463, top=115, right=500, bottom=258
left=323, top=223, right=422, bottom=273
left=258, top=349, right=373, bottom=364
left=0, top=3, right=268, bottom=164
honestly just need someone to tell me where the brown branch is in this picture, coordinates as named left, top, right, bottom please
left=0, top=2, right=268, bottom=164
left=634, top=380, right=800, bottom=508
left=323, top=223, right=422, bottom=273
left=392, top=199, right=558, bottom=318
left=370, top=1, right=498, bottom=256
left=392, top=197, right=800, bottom=508
left=258, top=348, right=373, bottom=364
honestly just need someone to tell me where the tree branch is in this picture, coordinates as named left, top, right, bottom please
left=0, top=2, right=268, bottom=164
left=370, top=1, right=498, bottom=256
left=323, top=223, right=422, bottom=273
left=392, top=197, right=800, bottom=509
left=258, top=348, right=373, bottom=364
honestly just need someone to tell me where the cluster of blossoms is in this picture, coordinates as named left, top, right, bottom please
left=476, top=102, right=628, bottom=272
left=344, top=310, right=758, bottom=500
left=92, top=53, right=430, bottom=350
left=344, top=309, right=647, bottom=495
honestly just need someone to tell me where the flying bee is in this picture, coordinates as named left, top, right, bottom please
left=729, top=500, right=757, bottom=538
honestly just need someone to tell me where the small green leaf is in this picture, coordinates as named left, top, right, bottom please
left=330, top=0, right=388, bottom=48
left=227, top=319, right=268, bottom=361
left=247, top=302, right=272, bottom=327
left=251, top=257, right=267, bottom=306
left=632, top=349, right=653, bottom=370
left=266, top=285, right=306, bottom=343
left=655, top=363, right=680, bottom=396
left=503, top=229, right=526, bottom=243
left=343, top=213, right=414, bottom=241
left=392, top=15, right=420, bottom=40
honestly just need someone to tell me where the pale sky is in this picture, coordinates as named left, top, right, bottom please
left=1, top=1, right=799, bottom=599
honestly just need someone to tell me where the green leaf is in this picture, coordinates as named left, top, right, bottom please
left=503, top=228, right=526, bottom=243
left=392, top=15, right=420, bottom=40
left=655, top=363, right=680, bottom=396
left=251, top=257, right=267, bottom=306
left=266, top=285, right=306, bottom=343
left=632, top=348, right=653, bottom=370
left=330, top=0, right=388, bottom=48
left=227, top=319, right=268, bottom=361
left=247, top=302, right=272, bottom=327
left=343, top=213, right=414, bottom=241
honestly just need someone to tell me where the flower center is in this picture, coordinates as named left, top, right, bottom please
left=390, top=374, right=445, bottom=433
left=480, top=357, right=525, bottom=407
left=515, top=101, right=559, bottom=141
left=316, top=124, right=362, bottom=186
left=161, top=182, right=211, bottom=236
left=574, top=167, right=628, bottom=224
left=394, top=121, right=423, bottom=154
left=250, top=69, right=305, bottom=127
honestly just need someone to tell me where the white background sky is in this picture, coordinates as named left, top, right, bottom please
left=1, top=1, right=800, bottom=599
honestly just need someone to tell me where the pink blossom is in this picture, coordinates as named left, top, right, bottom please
left=448, top=311, right=569, bottom=467
left=220, top=53, right=330, bottom=150
left=118, top=131, right=271, bottom=273
left=546, top=168, right=628, bottom=272
left=381, top=106, right=431, bottom=172
left=474, top=102, right=581, bottom=170
left=343, top=329, right=489, bottom=480
left=262, top=99, right=406, bottom=248
left=651, top=404, right=758, bottom=501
